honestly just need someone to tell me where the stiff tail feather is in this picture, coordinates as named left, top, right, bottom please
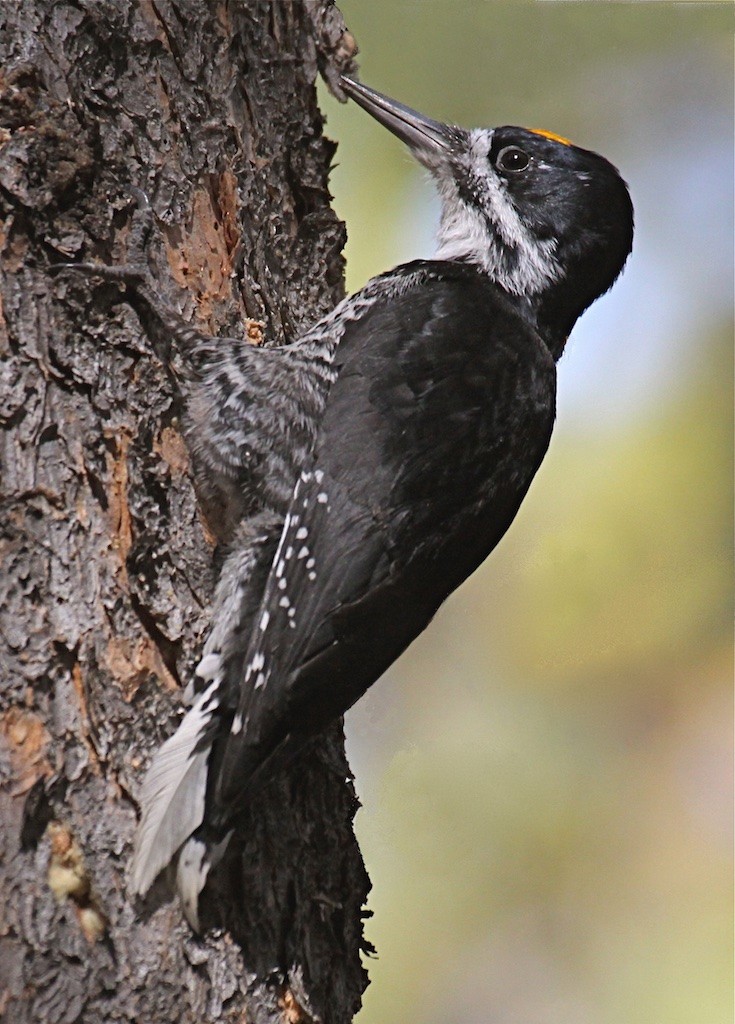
left=129, top=671, right=221, bottom=899
left=175, top=829, right=233, bottom=930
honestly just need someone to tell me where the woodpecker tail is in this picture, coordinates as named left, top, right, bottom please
left=128, top=664, right=222, bottom=902
left=175, top=828, right=232, bottom=930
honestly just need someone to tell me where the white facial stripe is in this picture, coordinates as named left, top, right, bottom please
left=434, top=128, right=559, bottom=296
left=434, top=179, right=494, bottom=266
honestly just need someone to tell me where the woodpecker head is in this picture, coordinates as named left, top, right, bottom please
left=341, top=76, right=633, bottom=352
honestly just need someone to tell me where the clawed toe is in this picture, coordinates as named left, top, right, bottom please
left=48, top=260, right=147, bottom=286
left=49, top=185, right=154, bottom=287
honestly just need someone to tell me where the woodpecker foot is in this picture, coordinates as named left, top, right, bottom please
left=48, top=186, right=218, bottom=371
left=49, top=185, right=154, bottom=290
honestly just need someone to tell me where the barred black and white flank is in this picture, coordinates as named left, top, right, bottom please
left=128, top=77, right=634, bottom=928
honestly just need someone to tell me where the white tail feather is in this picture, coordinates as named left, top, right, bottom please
left=176, top=837, right=208, bottom=930
left=129, top=679, right=220, bottom=897
left=176, top=830, right=232, bottom=931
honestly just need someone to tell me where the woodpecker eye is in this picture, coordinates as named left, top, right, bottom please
left=496, top=146, right=531, bottom=173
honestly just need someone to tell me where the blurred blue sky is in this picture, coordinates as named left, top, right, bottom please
left=559, top=51, right=733, bottom=429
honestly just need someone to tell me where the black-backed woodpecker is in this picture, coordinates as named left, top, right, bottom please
left=103, top=78, right=634, bottom=928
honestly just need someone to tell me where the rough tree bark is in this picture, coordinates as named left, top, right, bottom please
left=0, top=2, right=371, bottom=1022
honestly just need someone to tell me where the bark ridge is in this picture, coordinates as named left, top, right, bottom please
left=0, top=2, right=368, bottom=1022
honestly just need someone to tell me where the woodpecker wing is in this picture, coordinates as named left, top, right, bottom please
left=214, top=262, right=556, bottom=809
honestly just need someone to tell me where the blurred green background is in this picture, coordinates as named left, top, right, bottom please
left=319, top=4, right=733, bottom=1023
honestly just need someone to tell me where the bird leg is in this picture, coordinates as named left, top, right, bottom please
left=49, top=186, right=218, bottom=375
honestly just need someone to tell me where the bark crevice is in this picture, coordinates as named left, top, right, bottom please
left=0, top=3, right=367, bottom=1022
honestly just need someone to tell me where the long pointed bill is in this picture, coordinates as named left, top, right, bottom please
left=340, top=76, right=454, bottom=159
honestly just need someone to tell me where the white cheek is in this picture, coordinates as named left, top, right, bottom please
left=468, top=128, right=492, bottom=162
left=434, top=141, right=560, bottom=296
left=435, top=196, right=491, bottom=264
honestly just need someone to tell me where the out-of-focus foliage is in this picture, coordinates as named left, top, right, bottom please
left=352, top=325, right=731, bottom=1024
left=492, top=326, right=732, bottom=686
left=321, top=3, right=732, bottom=1022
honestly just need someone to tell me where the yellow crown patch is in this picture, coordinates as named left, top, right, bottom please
left=528, top=128, right=573, bottom=147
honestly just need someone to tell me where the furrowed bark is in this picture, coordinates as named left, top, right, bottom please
left=0, top=2, right=369, bottom=1022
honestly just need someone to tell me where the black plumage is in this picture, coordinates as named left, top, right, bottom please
left=121, top=77, right=634, bottom=925
left=215, top=262, right=556, bottom=805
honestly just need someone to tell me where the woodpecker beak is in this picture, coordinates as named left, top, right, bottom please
left=340, top=76, right=453, bottom=161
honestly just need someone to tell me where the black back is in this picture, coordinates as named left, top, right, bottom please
left=216, top=261, right=557, bottom=807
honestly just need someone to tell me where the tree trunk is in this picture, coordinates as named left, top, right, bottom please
left=0, top=2, right=369, bottom=1021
